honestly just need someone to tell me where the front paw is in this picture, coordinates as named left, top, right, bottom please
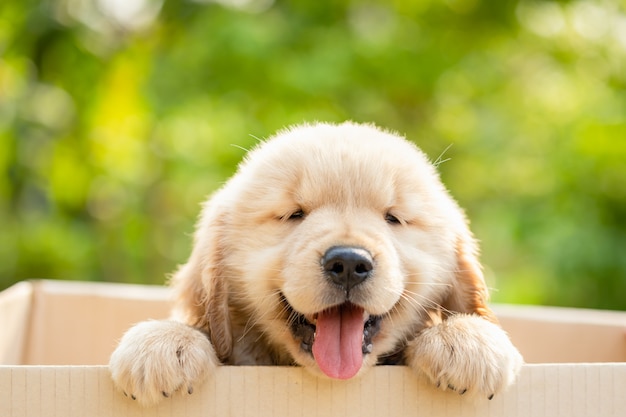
left=406, top=314, right=523, bottom=399
left=109, top=320, right=218, bottom=406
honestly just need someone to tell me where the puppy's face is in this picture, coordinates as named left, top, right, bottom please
left=176, top=122, right=482, bottom=379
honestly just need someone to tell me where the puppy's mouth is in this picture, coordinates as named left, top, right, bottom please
left=281, top=294, right=382, bottom=380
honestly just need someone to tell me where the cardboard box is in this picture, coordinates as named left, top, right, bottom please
left=0, top=280, right=624, bottom=416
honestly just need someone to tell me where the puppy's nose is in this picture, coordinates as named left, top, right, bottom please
left=322, top=246, right=373, bottom=292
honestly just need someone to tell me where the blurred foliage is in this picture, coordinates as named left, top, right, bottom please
left=0, top=0, right=625, bottom=310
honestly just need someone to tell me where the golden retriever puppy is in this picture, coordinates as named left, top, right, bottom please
left=109, top=122, right=523, bottom=405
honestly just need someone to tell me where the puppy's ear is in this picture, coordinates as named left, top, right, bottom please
left=443, top=233, right=498, bottom=324
left=170, top=202, right=233, bottom=362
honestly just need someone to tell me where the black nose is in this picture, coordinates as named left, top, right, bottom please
left=322, top=246, right=374, bottom=292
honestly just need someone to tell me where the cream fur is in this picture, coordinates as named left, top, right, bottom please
left=109, top=121, right=523, bottom=406
left=109, top=320, right=218, bottom=405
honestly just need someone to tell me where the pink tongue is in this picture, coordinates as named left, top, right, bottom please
left=312, top=304, right=365, bottom=379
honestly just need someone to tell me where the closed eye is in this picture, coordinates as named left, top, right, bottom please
left=286, top=209, right=305, bottom=221
left=385, top=212, right=401, bottom=225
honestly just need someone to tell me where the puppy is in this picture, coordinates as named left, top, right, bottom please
left=109, top=122, right=523, bottom=405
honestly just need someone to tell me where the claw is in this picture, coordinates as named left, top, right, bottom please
left=488, top=394, right=494, bottom=400
left=459, top=388, right=467, bottom=395
left=131, top=394, right=136, bottom=401
left=188, top=386, right=194, bottom=395
left=447, top=384, right=456, bottom=391
left=162, top=391, right=170, bottom=398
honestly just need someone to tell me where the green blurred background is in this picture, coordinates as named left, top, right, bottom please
left=1, top=0, right=625, bottom=309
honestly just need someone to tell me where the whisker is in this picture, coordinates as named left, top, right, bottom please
left=394, top=285, right=457, bottom=318
left=403, top=281, right=453, bottom=288
left=235, top=289, right=284, bottom=343
left=230, top=143, right=250, bottom=153
left=433, top=143, right=453, bottom=168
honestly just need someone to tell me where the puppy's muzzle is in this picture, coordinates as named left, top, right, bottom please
left=322, top=246, right=373, bottom=293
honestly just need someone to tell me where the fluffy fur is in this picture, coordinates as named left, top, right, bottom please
left=109, top=122, right=522, bottom=406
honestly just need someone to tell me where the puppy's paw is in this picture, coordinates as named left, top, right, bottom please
left=406, top=314, right=523, bottom=400
left=109, top=320, right=218, bottom=406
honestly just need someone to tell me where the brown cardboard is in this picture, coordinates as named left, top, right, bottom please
left=1, top=364, right=625, bottom=417
left=0, top=280, right=170, bottom=365
left=0, top=280, right=625, bottom=417
left=493, top=304, right=626, bottom=363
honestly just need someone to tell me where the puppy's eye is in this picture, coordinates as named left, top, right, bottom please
left=287, top=210, right=305, bottom=221
left=385, top=213, right=401, bottom=225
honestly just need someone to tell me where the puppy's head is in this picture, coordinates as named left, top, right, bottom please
left=172, top=122, right=493, bottom=379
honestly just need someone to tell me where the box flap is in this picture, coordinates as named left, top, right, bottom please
left=0, top=281, right=34, bottom=364
left=1, top=364, right=625, bottom=417
left=494, top=304, right=626, bottom=363
left=0, top=280, right=171, bottom=365
left=26, top=280, right=171, bottom=365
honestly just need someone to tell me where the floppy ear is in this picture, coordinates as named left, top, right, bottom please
left=170, top=201, right=233, bottom=362
left=442, top=233, right=498, bottom=324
